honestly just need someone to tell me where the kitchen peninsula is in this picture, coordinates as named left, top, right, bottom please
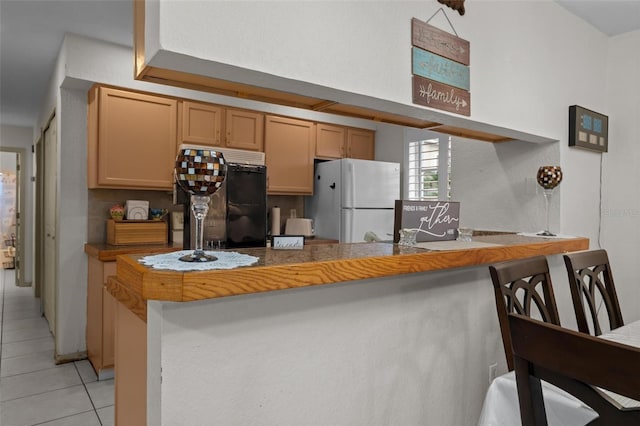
left=108, top=234, right=588, bottom=425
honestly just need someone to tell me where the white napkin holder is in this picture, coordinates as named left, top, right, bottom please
left=125, top=200, right=149, bottom=220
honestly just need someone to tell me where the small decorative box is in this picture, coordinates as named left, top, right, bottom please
left=125, top=200, right=149, bottom=220
left=106, top=219, right=167, bottom=246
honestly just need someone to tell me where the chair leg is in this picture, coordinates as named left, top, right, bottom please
left=514, top=356, right=548, bottom=426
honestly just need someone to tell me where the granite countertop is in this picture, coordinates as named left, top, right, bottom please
left=84, top=243, right=182, bottom=262
left=107, top=233, right=589, bottom=321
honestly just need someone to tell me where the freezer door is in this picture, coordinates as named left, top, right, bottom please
left=341, top=208, right=395, bottom=243
left=342, top=159, right=400, bottom=208
left=304, top=160, right=342, bottom=240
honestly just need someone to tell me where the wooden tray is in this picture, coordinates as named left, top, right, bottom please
left=106, top=219, right=168, bottom=246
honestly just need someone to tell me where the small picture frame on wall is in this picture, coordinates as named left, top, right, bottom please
left=569, top=105, right=608, bottom=153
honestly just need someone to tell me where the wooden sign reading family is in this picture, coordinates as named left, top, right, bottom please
left=412, top=75, right=470, bottom=116
left=411, top=17, right=471, bottom=116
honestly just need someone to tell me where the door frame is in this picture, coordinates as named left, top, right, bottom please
left=34, top=133, right=44, bottom=298
left=37, top=110, right=58, bottom=328
left=0, top=147, right=27, bottom=287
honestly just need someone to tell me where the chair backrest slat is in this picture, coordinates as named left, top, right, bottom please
left=489, top=256, right=560, bottom=371
left=563, top=249, right=624, bottom=336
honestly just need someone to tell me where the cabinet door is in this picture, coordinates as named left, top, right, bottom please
left=316, top=123, right=345, bottom=159
left=102, top=262, right=117, bottom=369
left=225, top=109, right=264, bottom=151
left=180, top=101, right=223, bottom=146
left=347, top=128, right=375, bottom=160
left=92, top=87, right=177, bottom=190
left=102, top=289, right=116, bottom=368
left=264, top=115, right=315, bottom=195
left=86, top=257, right=104, bottom=370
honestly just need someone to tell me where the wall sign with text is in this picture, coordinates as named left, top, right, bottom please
left=411, top=18, right=471, bottom=116
left=393, top=200, right=460, bottom=243
left=569, top=105, right=608, bottom=153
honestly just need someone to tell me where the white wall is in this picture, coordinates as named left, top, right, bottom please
left=150, top=256, right=580, bottom=426
left=601, top=30, right=640, bottom=323
left=149, top=0, right=606, bottom=141
left=0, top=125, right=35, bottom=286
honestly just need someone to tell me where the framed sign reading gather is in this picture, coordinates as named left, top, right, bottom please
left=569, top=105, right=608, bottom=153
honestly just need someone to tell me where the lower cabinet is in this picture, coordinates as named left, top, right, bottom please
left=265, top=115, right=316, bottom=195
left=86, top=256, right=116, bottom=379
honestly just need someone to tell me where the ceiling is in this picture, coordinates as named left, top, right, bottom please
left=1, top=0, right=639, bottom=129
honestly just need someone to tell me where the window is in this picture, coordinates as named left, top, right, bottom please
left=406, top=135, right=451, bottom=201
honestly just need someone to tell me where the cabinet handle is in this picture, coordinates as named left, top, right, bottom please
left=227, top=132, right=231, bottom=146
left=216, top=130, right=220, bottom=144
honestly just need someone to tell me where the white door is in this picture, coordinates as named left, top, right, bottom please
left=341, top=208, right=395, bottom=243
left=43, top=116, right=57, bottom=335
left=342, top=159, right=400, bottom=208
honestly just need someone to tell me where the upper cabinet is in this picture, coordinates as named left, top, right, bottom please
left=88, top=86, right=177, bottom=190
left=265, top=115, right=316, bottom=195
left=315, top=124, right=375, bottom=160
left=88, top=85, right=374, bottom=192
left=179, top=101, right=264, bottom=151
left=316, top=123, right=345, bottom=159
left=225, top=109, right=264, bottom=151
left=179, top=101, right=223, bottom=146
left=346, top=128, right=375, bottom=160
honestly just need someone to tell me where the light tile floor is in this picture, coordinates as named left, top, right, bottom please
left=0, top=269, right=114, bottom=426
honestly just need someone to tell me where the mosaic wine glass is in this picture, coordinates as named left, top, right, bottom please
left=175, top=148, right=227, bottom=262
left=536, top=166, right=563, bottom=236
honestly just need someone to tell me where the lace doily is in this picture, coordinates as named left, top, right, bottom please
left=139, top=250, right=259, bottom=271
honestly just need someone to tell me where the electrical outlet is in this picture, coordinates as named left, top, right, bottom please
left=489, top=363, right=498, bottom=384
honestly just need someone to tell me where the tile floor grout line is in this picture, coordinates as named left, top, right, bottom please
left=1, top=333, right=55, bottom=346
left=0, top=382, right=87, bottom=404
left=0, top=361, right=76, bottom=379
left=73, top=361, right=104, bottom=426
left=30, top=409, right=99, bottom=426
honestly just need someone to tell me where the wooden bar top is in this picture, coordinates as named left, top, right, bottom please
left=108, top=234, right=588, bottom=321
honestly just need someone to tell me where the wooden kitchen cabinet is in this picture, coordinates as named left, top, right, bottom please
left=86, top=256, right=116, bottom=379
left=346, top=128, right=375, bottom=160
left=315, top=123, right=345, bottom=159
left=225, top=108, right=264, bottom=151
left=88, top=86, right=177, bottom=190
left=315, top=124, right=375, bottom=160
left=265, top=115, right=316, bottom=195
left=179, top=101, right=264, bottom=151
left=179, top=101, right=223, bottom=146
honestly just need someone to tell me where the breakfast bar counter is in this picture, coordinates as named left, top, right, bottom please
left=109, top=233, right=588, bottom=319
left=108, top=233, right=588, bottom=426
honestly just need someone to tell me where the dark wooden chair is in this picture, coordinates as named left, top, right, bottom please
left=508, top=313, right=640, bottom=426
left=563, top=249, right=624, bottom=336
left=489, top=256, right=560, bottom=371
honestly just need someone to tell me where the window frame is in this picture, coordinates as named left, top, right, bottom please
left=404, top=132, right=451, bottom=201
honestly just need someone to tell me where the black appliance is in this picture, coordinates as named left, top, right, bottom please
left=177, top=163, right=267, bottom=249
left=224, top=163, right=267, bottom=248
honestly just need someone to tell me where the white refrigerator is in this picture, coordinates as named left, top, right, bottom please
left=305, top=159, right=400, bottom=243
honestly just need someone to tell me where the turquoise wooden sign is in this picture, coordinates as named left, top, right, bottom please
left=412, top=47, right=470, bottom=91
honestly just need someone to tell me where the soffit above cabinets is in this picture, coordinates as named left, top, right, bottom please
left=133, top=1, right=555, bottom=145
